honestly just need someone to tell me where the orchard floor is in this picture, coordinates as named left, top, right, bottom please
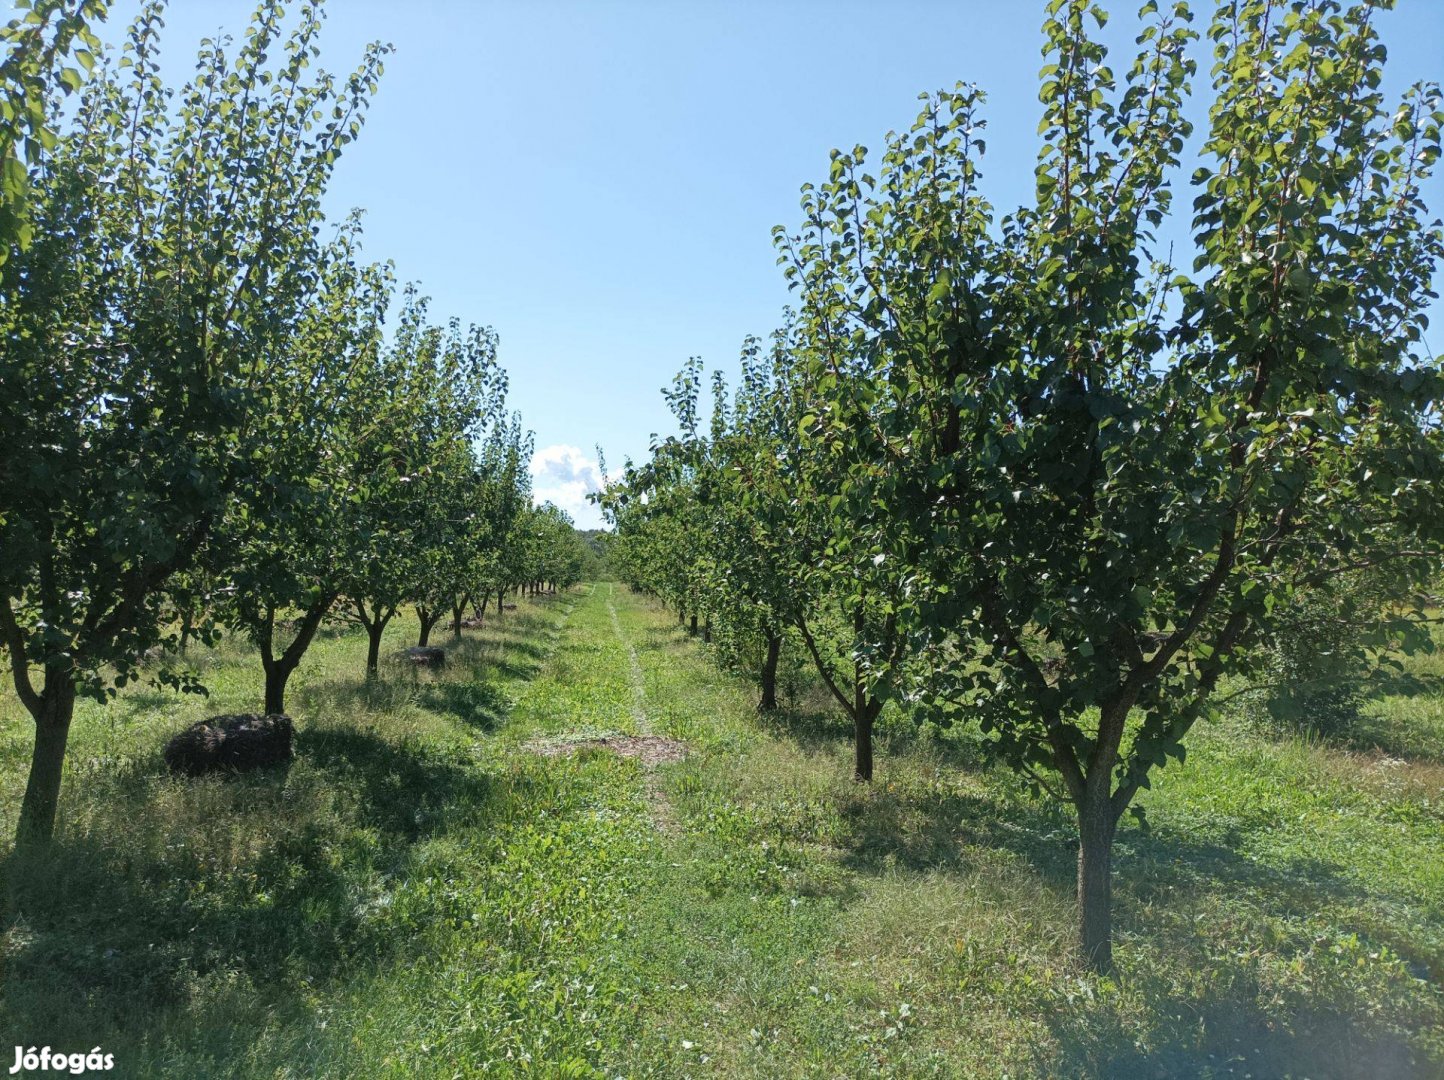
left=1, top=584, right=1441, bottom=1078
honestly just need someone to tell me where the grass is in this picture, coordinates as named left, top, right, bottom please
left=1, top=583, right=1441, bottom=1077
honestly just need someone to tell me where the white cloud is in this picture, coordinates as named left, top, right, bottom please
left=529, top=444, right=606, bottom=528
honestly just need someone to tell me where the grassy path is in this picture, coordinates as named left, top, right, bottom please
left=2, top=582, right=1442, bottom=1077
left=606, top=584, right=650, bottom=732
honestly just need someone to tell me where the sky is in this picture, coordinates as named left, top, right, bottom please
left=93, top=0, right=1444, bottom=528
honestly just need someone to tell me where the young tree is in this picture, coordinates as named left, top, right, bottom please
left=442, top=414, right=529, bottom=637
left=217, top=222, right=393, bottom=714
left=0, top=1, right=388, bottom=848
left=605, top=338, right=908, bottom=779
left=407, top=324, right=505, bottom=647
left=339, top=294, right=498, bottom=672
left=778, top=0, right=1443, bottom=971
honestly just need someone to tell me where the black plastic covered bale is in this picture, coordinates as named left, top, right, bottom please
left=164, top=713, right=294, bottom=777
left=404, top=646, right=445, bottom=667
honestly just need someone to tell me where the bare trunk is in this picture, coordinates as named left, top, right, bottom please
left=759, top=632, right=781, bottom=711
left=689, top=613, right=698, bottom=636
left=262, top=660, right=293, bottom=716
left=417, top=606, right=441, bottom=647
left=366, top=624, right=383, bottom=673
left=853, top=708, right=875, bottom=783
left=16, top=677, right=76, bottom=850
left=259, top=596, right=332, bottom=715
left=702, top=616, right=711, bottom=643
left=356, top=600, right=394, bottom=676
left=1077, top=792, right=1118, bottom=974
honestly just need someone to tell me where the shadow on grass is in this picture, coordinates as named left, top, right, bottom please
left=1236, top=669, right=1444, bottom=763
left=1363, top=668, right=1444, bottom=702
left=1055, top=998, right=1425, bottom=1080
left=1341, top=708, right=1444, bottom=763
left=741, top=700, right=1435, bottom=1078
left=298, top=726, right=494, bottom=842
left=415, top=680, right=511, bottom=732
left=832, top=777, right=1433, bottom=1076
left=753, top=703, right=854, bottom=755
left=0, top=725, right=503, bottom=1052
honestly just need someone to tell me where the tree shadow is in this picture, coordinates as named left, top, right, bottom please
left=415, top=680, right=510, bottom=732
left=1243, top=668, right=1444, bottom=763
left=1054, top=999, right=1425, bottom=1080
left=298, top=726, right=493, bottom=841
left=1363, top=669, right=1444, bottom=702
left=299, top=672, right=419, bottom=714
left=768, top=716, right=1438, bottom=1078
left=0, top=723, right=505, bottom=1059
left=753, top=703, right=854, bottom=755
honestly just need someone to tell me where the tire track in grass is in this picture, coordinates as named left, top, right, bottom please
left=606, top=582, right=649, bottom=733
left=604, top=582, right=683, bottom=832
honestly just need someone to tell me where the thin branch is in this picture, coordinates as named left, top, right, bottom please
left=795, top=615, right=857, bottom=721
left=0, top=597, right=42, bottom=717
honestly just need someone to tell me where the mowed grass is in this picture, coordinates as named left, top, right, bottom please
left=1, top=584, right=1441, bottom=1077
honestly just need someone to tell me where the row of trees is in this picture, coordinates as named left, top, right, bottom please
left=602, top=0, right=1444, bottom=973
left=0, top=2, right=585, bottom=852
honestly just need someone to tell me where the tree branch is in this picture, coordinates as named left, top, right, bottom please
left=0, top=596, right=42, bottom=718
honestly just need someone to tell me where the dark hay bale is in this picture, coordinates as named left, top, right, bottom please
left=164, top=713, right=294, bottom=777
left=133, top=645, right=166, bottom=666
left=403, top=646, right=445, bottom=667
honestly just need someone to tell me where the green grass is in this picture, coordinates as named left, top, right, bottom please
left=2, top=584, right=1442, bottom=1077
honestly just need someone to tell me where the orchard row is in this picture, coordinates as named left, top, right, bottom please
left=600, top=0, right=1444, bottom=974
left=0, top=3, right=588, bottom=849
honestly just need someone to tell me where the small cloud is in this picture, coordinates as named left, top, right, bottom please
left=529, top=444, right=605, bottom=528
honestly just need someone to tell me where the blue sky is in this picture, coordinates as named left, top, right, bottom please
left=101, top=1, right=1443, bottom=527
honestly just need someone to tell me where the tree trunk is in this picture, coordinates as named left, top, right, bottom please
left=852, top=609, right=876, bottom=782
left=365, top=622, right=384, bottom=674
left=355, top=600, right=395, bottom=676
left=497, top=589, right=506, bottom=616
left=16, top=677, right=77, bottom=850
left=703, top=616, right=711, bottom=643
left=689, top=614, right=698, bottom=636
left=259, top=596, right=332, bottom=715
left=1077, top=794, right=1118, bottom=974
left=759, top=632, right=781, bottom=711
left=853, top=709, right=875, bottom=783
left=451, top=597, right=468, bottom=638
left=263, top=659, right=295, bottom=716
left=417, top=606, right=441, bottom=647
